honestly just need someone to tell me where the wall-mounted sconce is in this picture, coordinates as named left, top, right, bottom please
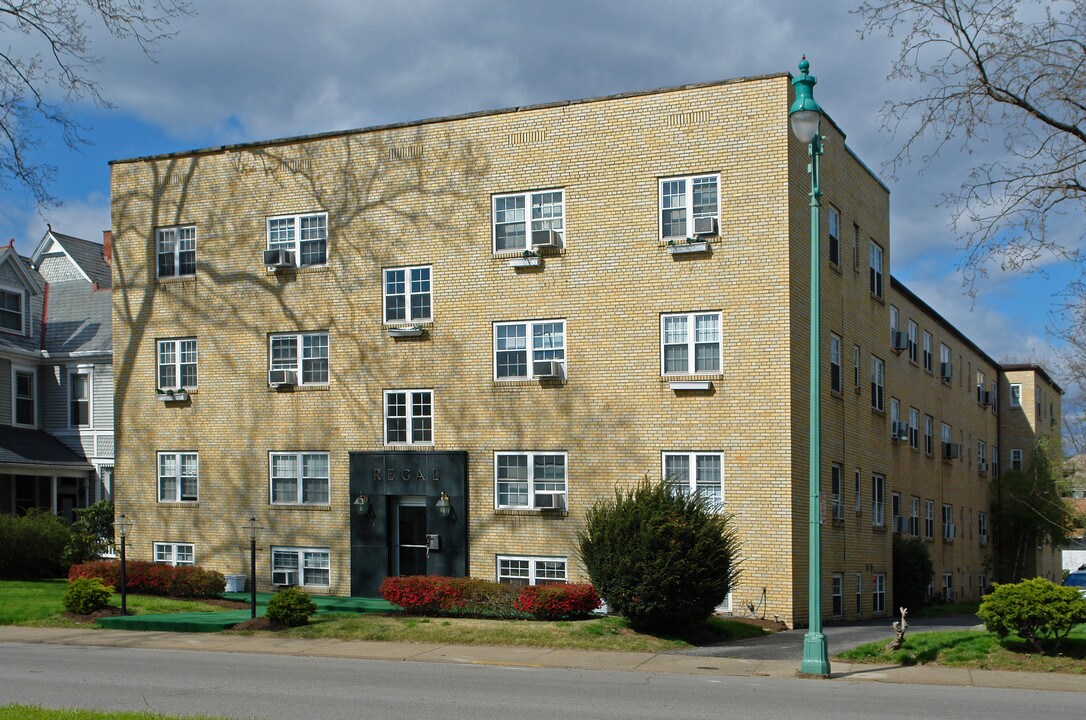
left=353, top=493, right=370, bottom=516
left=436, top=492, right=452, bottom=518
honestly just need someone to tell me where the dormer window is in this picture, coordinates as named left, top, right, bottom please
left=1, top=286, right=24, bottom=334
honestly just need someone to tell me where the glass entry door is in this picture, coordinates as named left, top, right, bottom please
left=393, top=498, right=427, bottom=576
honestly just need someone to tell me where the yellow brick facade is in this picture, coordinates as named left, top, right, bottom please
left=110, top=72, right=1060, bottom=627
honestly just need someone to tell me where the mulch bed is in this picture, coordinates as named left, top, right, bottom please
left=230, top=617, right=290, bottom=631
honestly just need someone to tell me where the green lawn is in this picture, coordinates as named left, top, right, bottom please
left=264, top=612, right=766, bottom=653
left=837, top=624, right=1086, bottom=674
left=0, top=579, right=240, bottom=628
left=0, top=707, right=231, bottom=720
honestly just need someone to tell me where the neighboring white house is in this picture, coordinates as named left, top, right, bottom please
left=0, top=229, right=113, bottom=520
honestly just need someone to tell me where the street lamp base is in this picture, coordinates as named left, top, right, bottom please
left=799, top=631, right=831, bottom=677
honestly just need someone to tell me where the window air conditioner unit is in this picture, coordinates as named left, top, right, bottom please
left=536, top=494, right=566, bottom=510
left=891, top=421, right=909, bottom=441
left=692, top=216, right=718, bottom=236
left=891, top=331, right=908, bottom=352
left=532, top=360, right=564, bottom=379
left=268, top=369, right=298, bottom=387
left=981, top=390, right=994, bottom=407
left=940, top=362, right=953, bottom=381
left=272, top=570, right=297, bottom=586
left=977, top=460, right=988, bottom=473
left=531, top=229, right=563, bottom=249
left=263, top=248, right=295, bottom=268
left=942, top=442, right=960, bottom=460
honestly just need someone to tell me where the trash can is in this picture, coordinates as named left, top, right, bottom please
left=224, top=574, right=248, bottom=593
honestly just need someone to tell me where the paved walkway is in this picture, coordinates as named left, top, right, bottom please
left=1, top=625, right=1082, bottom=693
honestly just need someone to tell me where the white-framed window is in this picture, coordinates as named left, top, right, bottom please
left=831, top=463, right=843, bottom=520
left=910, top=496, right=920, bottom=536
left=890, top=397, right=900, bottom=434
left=497, top=555, right=568, bottom=585
left=1009, top=383, right=1022, bottom=408
left=267, top=212, right=328, bottom=267
left=1010, top=448, right=1023, bottom=472
left=870, top=356, right=884, bottom=411
left=828, top=206, right=840, bottom=266
left=889, top=305, right=899, bottom=334
left=830, top=333, right=842, bottom=392
left=855, top=573, right=863, bottom=614
left=12, top=366, right=36, bottom=427
left=942, top=503, right=955, bottom=540
left=158, top=338, right=198, bottom=390
left=923, top=331, right=933, bottom=372
left=0, top=284, right=25, bottom=334
left=158, top=452, right=198, bottom=503
left=942, top=572, right=954, bottom=599
left=69, top=368, right=92, bottom=428
left=979, top=573, right=988, bottom=597
left=853, top=345, right=861, bottom=389
left=869, top=241, right=884, bottom=297
left=383, top=266, right=432, bottom=323
left=270, top=452, right=330, bottom=505
left=271, top=547, right=330, bottom=587
left=908, top=407, right=919, bottom=449
left=832, top=573, right=843, bottom=616
left=976, top=370, right=987, bottom=404
left=891, top=492, right=901, bottom=532
left=871, top=473, right=885, bottom=526
left=494, top=319, right=566, bottom=380
left=154, top=542, right=195, bottom=566
left=924, top=499, right=935, bottom=539
left=493, top=189, right=565, bottom=252
left=873, top=573, right=886, bottom=613
left=384, top=389, right=433, bottom=445
left=661, top=312, right=721, bottom=375
left=495, top=452, right=567, bottom=510
left=939, top=343, right=952, bottom=380
left=907, top=320, right=918, bottom=363
left=659, top=173, right=719, bottom=239
left=156, top=225, right=196, bottom=278
left=854, top=468, right=862, bottom=513
left=992, top=446, right=999, bottom=478
left=663, top=452, right=724, bottom=509
left=269, top=332, right=328, bottom=385
left=977, top=439, right=987, bottom=469
left=978, top=511, right=988, bottom=544
left=924, top=414, right=934, bottom=455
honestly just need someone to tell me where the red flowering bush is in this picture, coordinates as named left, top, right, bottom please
left=69, top=560, right=224, bottom=598
left=381, top=576, right=599, bottom=620
left=513, top=583, right=601, bottom=620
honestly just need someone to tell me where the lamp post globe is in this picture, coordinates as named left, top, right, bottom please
left=790, top=56, right=831, bottom=678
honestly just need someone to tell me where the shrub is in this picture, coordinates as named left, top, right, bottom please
left=64, top=500, right=114, bottom=566
left=69, top=560, right=225, bottom=598
left=265, top=586, right=317, bottom=626
left=513, top=583, right=601, bottom=620
left=62, top=577, right=114, bottom=614
left=977, top=577, right=1086, bottom=653
left=453, top=577, right=521, bottom=618
left=579, top=480, right=740, bottom=631
left=0, top=509, right=71, bottom=579
left=892, top=534, right=933, bottom=613
left=379, top=576, right=464, bottom=615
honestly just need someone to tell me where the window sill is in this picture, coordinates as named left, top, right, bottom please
left=667, top=241, right=711, bottom=256
left=494, top=508, right=569, bottom=518
left=269, top=384, right=330, bottom=392
left=830, top=388, right=843, bottom=398
left=384, top=443, right=435, bottom=449
left=669, top=380, right=712, bottom=391
left=387, top=325, right=427, bottom=338
left=159, top=502, right=200, bottom=508
left=270, top=504, right=332, bottom=511
left=870, top=293, right=885, bottom=305
left=871, top=407, right=885, bottom=417
left=265, top=263, right=330, bottom=275
left=509, top=256, right=543, bottom=268
left=872, top=524, right=887, bottom=532
left=157, top=275, right=196, bottom=284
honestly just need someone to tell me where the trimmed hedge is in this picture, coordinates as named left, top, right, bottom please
left=0, top=509, right=71, bottom=579
left=266, top=586, right=317, bottom=626
left=977, top=577, right=1086, bottom=654
left=69, top=560, right=225, bottom=598
left=380, top=576, right=600, bottom=620
left=63, top=577, right=113, bottom=614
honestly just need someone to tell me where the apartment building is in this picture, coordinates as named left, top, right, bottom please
left=109, top=70, right=1059, bottom=626
left=1, top=230, right=114, bottom=520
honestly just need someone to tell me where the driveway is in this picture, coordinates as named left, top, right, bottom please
left=674, top=614, right=983, bottom=660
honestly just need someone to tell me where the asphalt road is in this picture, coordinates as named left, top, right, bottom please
left=1, top=641, right=1076, bottom=720
left=675, top=614, right=983, bottom=659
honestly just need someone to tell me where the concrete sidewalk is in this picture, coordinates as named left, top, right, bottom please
left=1, top=625, right=1082, bottom=693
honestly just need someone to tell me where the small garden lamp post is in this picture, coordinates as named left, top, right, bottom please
left=113, top=513, right=134, bottom=616
left=245, top=515, right=262, bottom=619
left=790, top=55, right=831, bottom=677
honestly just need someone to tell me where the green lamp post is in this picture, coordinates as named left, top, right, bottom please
left=790, top=56, right=831, bottom=677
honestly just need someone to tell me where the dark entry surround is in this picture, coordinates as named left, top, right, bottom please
left=348, top=451, right=467, bottom=596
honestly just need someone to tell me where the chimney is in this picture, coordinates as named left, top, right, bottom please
left=102, top=231, right=112, bottom=266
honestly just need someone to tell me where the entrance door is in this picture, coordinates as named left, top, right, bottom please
left=393, top=498, right=428, bottom=576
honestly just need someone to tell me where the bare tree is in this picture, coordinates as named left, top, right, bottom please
left=0, top=0, right=191, bottom=206
left=856, top=0, right=1085, bottom=288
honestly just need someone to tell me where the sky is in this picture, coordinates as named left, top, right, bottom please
left=0, top=0, right=1074, bottom=382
